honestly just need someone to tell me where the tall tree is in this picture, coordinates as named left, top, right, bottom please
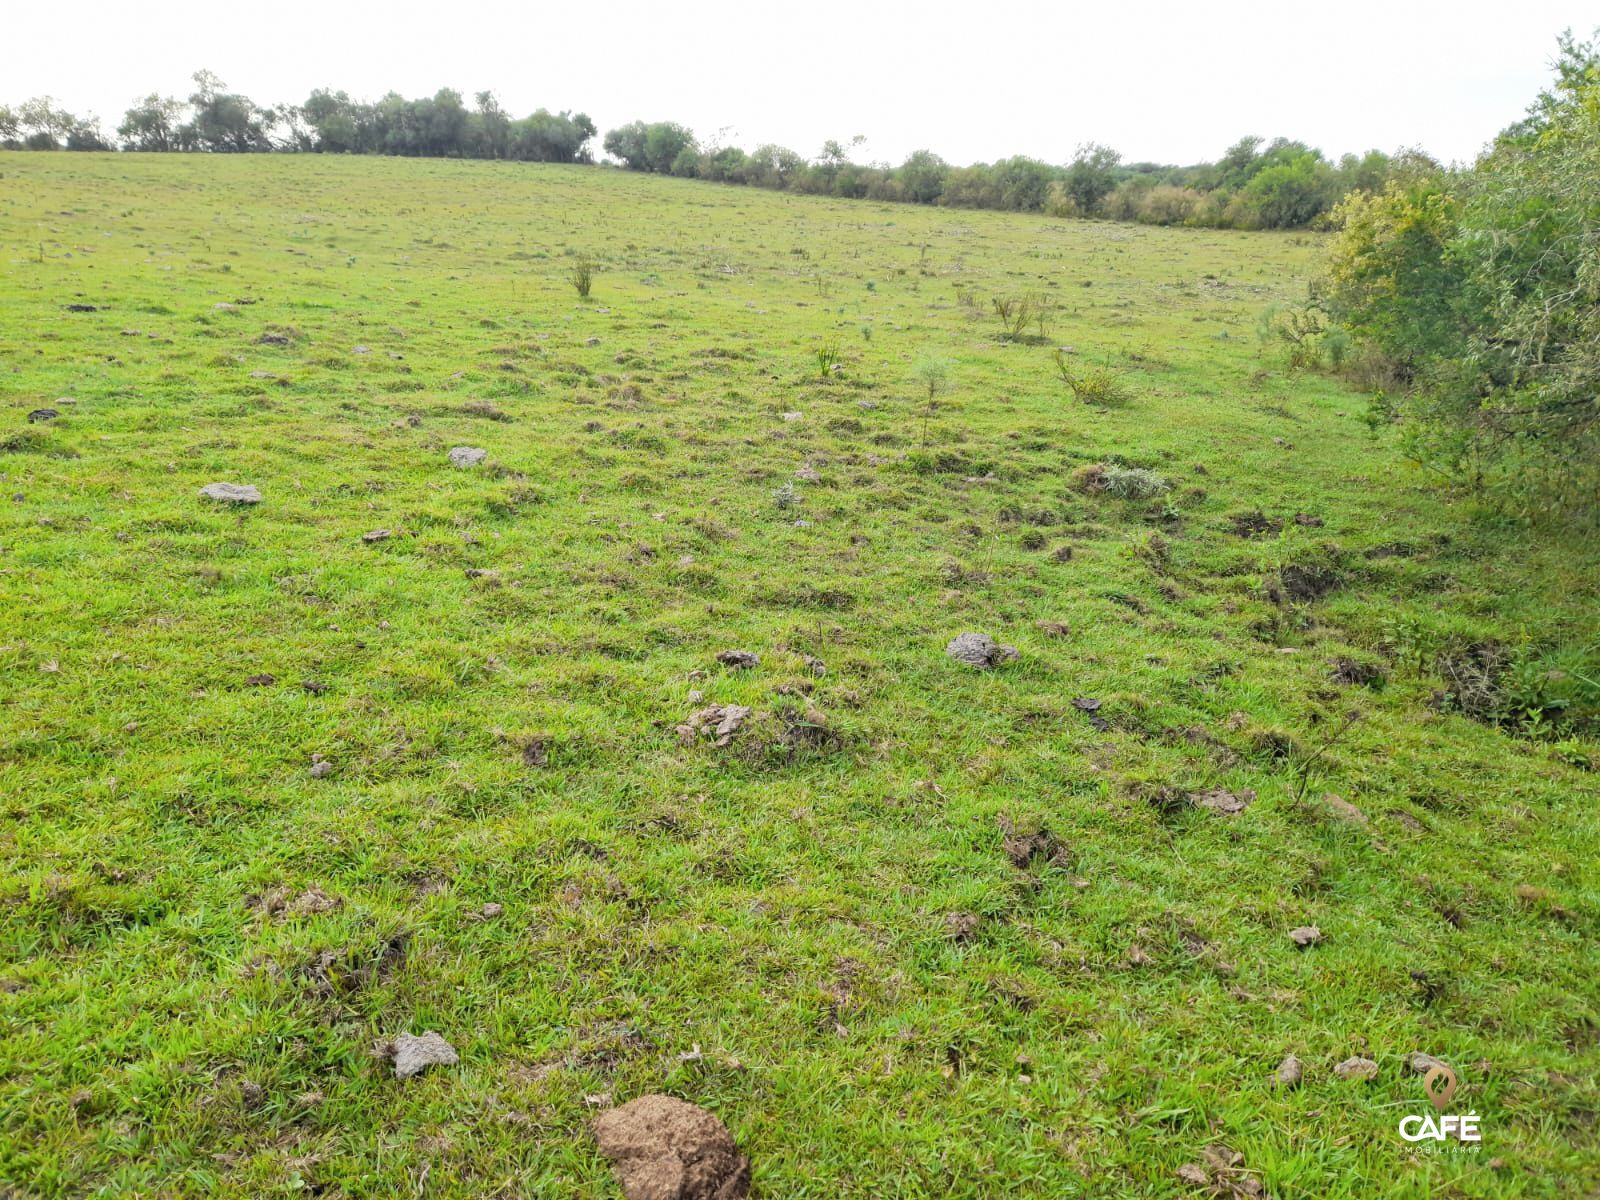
left=118, top=94, right=184, bottom=152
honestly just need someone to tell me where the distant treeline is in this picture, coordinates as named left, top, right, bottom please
left=3, top=70, right=1432, bottom=229
left=0, top=73, right=596, bottom=163
left=602, top=123, right=1435, bottom=230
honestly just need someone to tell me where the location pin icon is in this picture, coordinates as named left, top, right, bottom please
left=1424, top=1064, right=1458, bottom=1112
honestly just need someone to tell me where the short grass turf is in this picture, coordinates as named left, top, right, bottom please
left=0, top=152, right=1597, bottom=1199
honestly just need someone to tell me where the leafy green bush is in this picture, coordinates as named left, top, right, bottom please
left=1321, top=32, right=1600, bottom=516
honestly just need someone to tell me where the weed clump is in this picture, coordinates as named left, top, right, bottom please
left=1055, top=351, right=1131, bottom=406
left=1099, top=465, right=1170, bottom=499
left=570, top=256, right=595, bottom=297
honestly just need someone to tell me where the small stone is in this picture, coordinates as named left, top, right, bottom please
left=1275, top=1054, right=1303, bottom=1087
left=249, top=370, right=276, bottom=380
left=1192, top=788, right=1255, bottom=814
left=362, top=529, right=392, bottom=544
left=779, top=411, right=803, bottom=422
left=1334, top=1055, right=1378, bottom=1081
left=448, top=446, right=487, bottom=468
left=795, top=466, right=820, bottom=482
left=481, top=902, right=504, bottom=918
left=1409, top=1052, right=1449, bottom=1074
left=592, top=1094, right=750, bottom=1200
left=715, top=649, right=760, bottom=670
left=309, top=760, right=334, bottom=779
left=27, top=408, right=59, bottom=423
left=1288, top=925, right=1322, bottom=947
left=199, top=483, right=262, bottom=504
left=352, top=344, right=371, bottom=354
left=946, top=632, right=1019, bottom=669
left=390, top=1031, right=458, bottom=1080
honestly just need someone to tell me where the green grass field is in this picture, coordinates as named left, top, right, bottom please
left=1, top=152, right=1596, bottom=1198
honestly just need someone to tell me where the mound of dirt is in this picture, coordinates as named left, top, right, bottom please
left=1277, top=563, right=1341, bottom=602
left=592, top=1094, right=750, bottom=1200
left=388, top=1030, right=458, bottom=1080
left=946, top=632, right=1019, bottom=668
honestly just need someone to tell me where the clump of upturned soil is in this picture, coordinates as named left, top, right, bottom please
left=1228, top=510, right=1282, bottom=538
left=1189, top=788, right=1255, bottom=815
left=944, top=912, right=981, bottom=942
left=998, top=816, right=1070, bottom=869
left=248, top=885, right=341, bottom=919
left=385, top=1031, right=458, bottom=1080
left=676, top=705, right=753, bottom=748
left=592, top=1094, right=750, bottom=1200
left=1330, top=657, right=1386, bottom=687
left=1273, top=562, right=1341, bottom=602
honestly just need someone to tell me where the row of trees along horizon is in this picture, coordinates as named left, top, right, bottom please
left=1, top=71, right=1435, bottom=231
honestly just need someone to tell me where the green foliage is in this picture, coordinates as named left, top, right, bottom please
left=604, top=120, right=696, bottom=173
left=911, top=353, right=952, bottom=445
left=1256, top=303, right=1346, bottom=371
left=1061, top=142, right=1122, bottom=213
left=570, top=255, right=594, bottom=298
left=1098, top=464, right=1169, bottom=498
left=1054, top=351, right=1130, bottom=405
left=1322, top=31, right=1600, bottom=515
left=992, top=294, right=1045, bottom=341
left=117, top=94, right=184, bottom=151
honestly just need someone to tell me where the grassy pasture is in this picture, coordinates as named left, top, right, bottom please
left=0, top=153, right=1596, bottom=1198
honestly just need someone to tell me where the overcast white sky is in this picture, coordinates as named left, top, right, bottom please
left=9, top=1, right=1594, bottom=166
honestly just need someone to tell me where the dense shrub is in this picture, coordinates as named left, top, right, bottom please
left=1321, top=31, right=1600, bottom=516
